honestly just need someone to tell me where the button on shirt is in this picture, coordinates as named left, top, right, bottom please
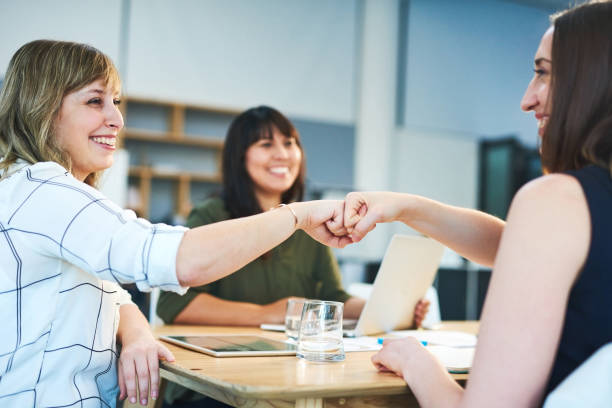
left=0, top=161, right=187, bottom=407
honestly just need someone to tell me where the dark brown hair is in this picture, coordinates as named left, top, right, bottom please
left=541, top=0, right=612, bottom=173
left=222, top=106, right=305, bottom=219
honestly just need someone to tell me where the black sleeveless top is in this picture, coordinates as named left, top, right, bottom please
left=546, top=165, right=612, bottom=393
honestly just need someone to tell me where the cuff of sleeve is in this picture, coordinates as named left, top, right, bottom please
left=323, top=290, right=351, bottom=304
left=117, top=286, right=134, bottom=306
left=336, top=291, right=352, bottom=304
left=136, top=226, right=189, bottom=295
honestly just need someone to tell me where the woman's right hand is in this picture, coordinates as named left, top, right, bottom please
left=413, top=299, right=430, bottom=328
left=290, top=200, right=353, bottom=248
left=343, top=192, right=406, bottom=242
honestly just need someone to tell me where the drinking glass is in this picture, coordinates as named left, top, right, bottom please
left=285, top=298, right=307, bottom=341
left=296, top=300, right=345, bottom=362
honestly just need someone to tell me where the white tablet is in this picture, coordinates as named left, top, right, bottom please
left=160, top=335, right=297, bottom=357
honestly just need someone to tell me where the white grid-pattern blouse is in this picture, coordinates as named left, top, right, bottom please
left=0, top=160, right=187, bottom=407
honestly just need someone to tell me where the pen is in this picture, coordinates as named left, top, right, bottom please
left=377, top=338, right=428, bottom=346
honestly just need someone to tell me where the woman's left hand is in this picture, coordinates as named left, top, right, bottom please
left=118, top=330, right=175, bottom=405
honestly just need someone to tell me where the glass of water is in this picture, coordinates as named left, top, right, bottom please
left=296, top=300, right=345, bottom=362
left=285, top=298, right=307, bottom=341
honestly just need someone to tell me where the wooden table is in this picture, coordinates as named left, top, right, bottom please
left=148, top=321, right=478, bottom=408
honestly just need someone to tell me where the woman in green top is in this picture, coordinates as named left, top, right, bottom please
left=156, top=106, right=428, bottom=406
left=157, top=106, right=429, bottom=327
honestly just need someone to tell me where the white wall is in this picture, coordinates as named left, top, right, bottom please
left=126, top=0, right=358, bottom=124
left=1, top=0, right=358, bottom=125
left=402, top=0, right=550, bottom=147
left=392, top=129, right=479, bottom=208
left=0, top=0, right=122, bottom=74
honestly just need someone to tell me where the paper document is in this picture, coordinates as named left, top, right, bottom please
left=387, top=330, right=477, bottom=348
left=341, top=336, right=475, bottom=372
left=343, top=337, right=381, bottom=352
left=284, top=336, right=380, bottom=352
left=260, top=323, right=285, bottom=332
left=427, top=345, right=475, bottom=373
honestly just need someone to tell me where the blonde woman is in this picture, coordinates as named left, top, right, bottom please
left=0, top=40, right=350, bottom=407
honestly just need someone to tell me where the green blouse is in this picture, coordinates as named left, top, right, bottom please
left=156, top=197, right=351, bottom=324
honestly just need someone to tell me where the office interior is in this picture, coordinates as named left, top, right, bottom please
left=0, top=0, right=565, bottom=322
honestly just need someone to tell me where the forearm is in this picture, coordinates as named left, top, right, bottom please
left=173, top=293, right=274, bottom=326
left=117, top=304, right=153, bottom=344
left=406, top=364, right=463, bottom=408
left=402, top=350, right=464, bottom=408
left=343, top=296, right=366, bottom=319
left=176, top=204, right=298, bottom=287
left=396, top=193, right=505, bottom=267
left=373, top=337, right=464, bottom=408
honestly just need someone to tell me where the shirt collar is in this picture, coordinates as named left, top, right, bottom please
left=0, top=158, right=31, bottom=180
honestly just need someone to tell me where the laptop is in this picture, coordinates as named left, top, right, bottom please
left=343, top=234, right=444, bottom=337
left=261, top=234, right=444, bottom=337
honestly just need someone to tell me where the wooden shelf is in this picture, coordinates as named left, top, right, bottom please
left=127, top=166, right=220, bottom=219
left=123, top=128, right=224, bottom=149
left=128, top=165, right=221, bottom=183
left=124, top=95, right=241, bottom=116
left=122, top=97, right=231, bottom=221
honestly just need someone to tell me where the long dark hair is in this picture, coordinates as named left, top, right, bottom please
left=222, top=106, right=305, bottom=219
left=541, top=0, right=612, bottom=174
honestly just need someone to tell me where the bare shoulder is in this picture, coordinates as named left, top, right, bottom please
left=517, top=173, right=584, bottom=201
left=510, top=173, right=587, bottom=219
left=507, top=173, right=590, bottom=268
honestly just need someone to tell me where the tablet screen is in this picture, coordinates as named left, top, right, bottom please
left=160, top=335, right=297, bottom=357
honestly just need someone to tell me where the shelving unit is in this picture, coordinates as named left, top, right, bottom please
left=120, top=97, right=238, bottom=222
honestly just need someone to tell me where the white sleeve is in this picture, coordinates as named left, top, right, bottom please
left=115, top=284, right=135, bottom=306
left=7, top=162, right=188, bottom=294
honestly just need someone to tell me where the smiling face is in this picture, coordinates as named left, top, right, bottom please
left=521, top=27, right=554, bottom=139
left=245, top=128, right=302, bottom=206
left=54, top=79, right=123, bottom=181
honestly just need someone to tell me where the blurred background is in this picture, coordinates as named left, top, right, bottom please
left=0, top=0, right=573, bottom=320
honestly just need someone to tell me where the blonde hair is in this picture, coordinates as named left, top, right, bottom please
left=0, top=39, right=120, bottom=186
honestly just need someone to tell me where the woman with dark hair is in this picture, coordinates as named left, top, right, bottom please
left=158, top=106, right=430, bottom=327
left=222, top=106, right=306, bottom=220
left=0, top=42, right=352, bottom=407
left=342, top=1, right=612, bottom=406
left=157, top=106, right=429, bottom=406
left=157, top=106, right=370, bottom=329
